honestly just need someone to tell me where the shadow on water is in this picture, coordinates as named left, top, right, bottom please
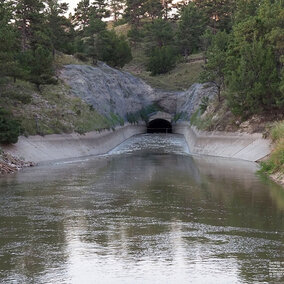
left=0, top=134, right=283, bottom=283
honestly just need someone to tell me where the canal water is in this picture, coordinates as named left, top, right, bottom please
left=0, top=134, right=283, bottom=283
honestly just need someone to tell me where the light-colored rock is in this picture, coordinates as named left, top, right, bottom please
left=60, top=63, right=218, bottom=120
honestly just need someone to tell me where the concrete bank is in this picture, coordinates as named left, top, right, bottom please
left=3, top=124, right=146, bottom=163
left=173, top=123, right=271, bottom=162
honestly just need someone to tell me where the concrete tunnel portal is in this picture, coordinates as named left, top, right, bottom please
left=147, top=119, right=172, bottom=133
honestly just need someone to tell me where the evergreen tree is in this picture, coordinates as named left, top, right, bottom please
left=0, top=0, right=25, bottom=81
left=15, top=0, right=46, bottom=51
left=162, top=0, right=173, bottom=20
left=110, top=0, right=125, bottom=22
left=177, top=3, right=206, bottom=57
left=226, top=41, right=280, bottom=116
left=147, top=45, right=177, bottom=75
left=200, top=31, right=229, bottom=101
left=0, top=108, right=21, bottom=144
left=92, top=0, right=110, bottom=19
left=96, top=30, right=132, bottom=67
left=194, top=0, right=235, bottom=32
left=145, top=18, right=173, bottom=48
left=144, top=0, right=163, bottom=21
left=15, top=0, right=54, bottom=86
left=46, top=0, right=75, bottom=54
left=124, top=0, right=145, bottom=28
left=73, top=0, right=91, bottom=30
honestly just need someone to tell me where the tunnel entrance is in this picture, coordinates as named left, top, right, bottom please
left=147, top=119, right=172, bottom=133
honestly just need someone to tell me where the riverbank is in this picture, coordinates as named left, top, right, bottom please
left=2, top=123, right=146, bottom=164
left=0, top=151, right=34, bottom=174
left=173, top=123, right=271, bottom=162
left=173, top=122, right=284, bottom=187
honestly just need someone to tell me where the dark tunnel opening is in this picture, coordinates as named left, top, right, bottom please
left=147, top=119, right=172, bottom=133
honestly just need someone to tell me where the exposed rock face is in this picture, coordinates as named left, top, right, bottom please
left=176, top=83, right=218, bottom=119
left=60, top=62, right=218, bottom=120
left=60, top=63, right=155, bottom=118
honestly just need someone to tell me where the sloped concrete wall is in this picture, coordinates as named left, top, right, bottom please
left=173, top=123, right=271, bottom=162
left=3, top=124, right=146, bottom=163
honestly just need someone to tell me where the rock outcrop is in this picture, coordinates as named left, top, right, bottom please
left=60, top=62, right=218, bottom=121
left=60, top=62, right=155, bottom=118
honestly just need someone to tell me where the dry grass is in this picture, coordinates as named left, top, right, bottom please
left=0, top=78, right=111, bottom=136
left=123, top=43, right=204, bottom=91
left=261, top=120, right=284, bottom=175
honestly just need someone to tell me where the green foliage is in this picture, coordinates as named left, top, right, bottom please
left=0, top=108, right=21, bottom=144
left=46, top=0, right=75, bottom=54
left=147, top=46, right=177, bottom=75
left=144, top=18, right=173, bottom=48
left=270, top=121, right=284, bottom=142
left=194, top=0, right=235, bottom=31
left=172, top=112, right=186, bottom=123
left=226, top=41, right=280, bottom=116
left=144, top=0, right=163, bottom=20
left=190, top=108, right=213, bottom=130
left=200, top=96, right=209, bottom=113
left=177, top=3, right=207, bottom=57
left=200, top=0, right=284, bottom=117
left=260, top=126, right=284, bottom=175
left=109, top=112, right=125, bottom=126
left=200, top=31, right=229, bottom=100
left=1, top=89, right=32, bottom=104
left=127, top=27, right=144, bottom=44
left=96, top=30, right=132, bottom=68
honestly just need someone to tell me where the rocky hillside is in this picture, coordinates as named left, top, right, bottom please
left=60, top=62, right=218, bottom=121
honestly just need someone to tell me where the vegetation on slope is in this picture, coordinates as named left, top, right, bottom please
left=123, top=43, right=203, bottom=90
left=261, top=121, right=284, bottom=180
left=0, top=77, right=112, bottom=137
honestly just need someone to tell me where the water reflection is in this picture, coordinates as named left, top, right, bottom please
left=0, top=134, right=283, bottom=283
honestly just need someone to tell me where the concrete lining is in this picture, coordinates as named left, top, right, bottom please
left=173, top=123, right=271, bottom=162
left=3, top=124, right=146, bottom=163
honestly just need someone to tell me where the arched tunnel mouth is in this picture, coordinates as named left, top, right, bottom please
left=147, top=119, right=172, bottom=133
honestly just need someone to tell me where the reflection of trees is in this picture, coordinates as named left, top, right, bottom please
left=0, top=148, right=283, bottom=283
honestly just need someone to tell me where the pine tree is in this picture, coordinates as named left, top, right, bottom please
left=161, top=0, right=173, bottom=20
left=92, top=0, right=110, bottom=19
left=15, top=0, right=54, bottom=86
left=73, top=0, right=91, bottom=30
left=15, top=0, right=46, bottom=51
left=144, top=0, right=163, bottom=21
left=194, top=0, right=235, bottom=32
left=0, top=0, right=26, bottom=82
left=46, top=0, right=75, bottom=54
left=124, top=0, right=145, bottom=28
left=110, top=0, right=125, bottom=22
left=145, top=18, right=173, bottom=48
left=177, top=3, right=206, bottom=57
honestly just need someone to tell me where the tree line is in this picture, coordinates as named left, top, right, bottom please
left=0, top=0, right=283, bottom=123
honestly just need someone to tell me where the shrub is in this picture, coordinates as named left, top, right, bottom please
left=147, top=46, right=177, bottom=75
left=0, top=108, right=21, bottom=144
left=260, top=121, right=284, bottom=174
left=96, top=30, right=132, bottom=68
left=74, top=52, right=89, bottom=62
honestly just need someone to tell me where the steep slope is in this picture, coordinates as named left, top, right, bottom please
left=60, top=62, right=218, bottom=121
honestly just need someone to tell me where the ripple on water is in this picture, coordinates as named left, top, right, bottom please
left=108, top=133, right=190, bottom=156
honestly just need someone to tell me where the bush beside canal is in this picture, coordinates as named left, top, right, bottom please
left=260, top=121, right=284, bottom=185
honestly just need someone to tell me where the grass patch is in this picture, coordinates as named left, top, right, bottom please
left=261, top=121, right=284, bottom=175
left=0, top=77, right=111, bottom=137
left=54, top=52, right=87, bottom=68
left=190, top=109, right=214, bottom=130
left=123, top=43, right=204, bottom=90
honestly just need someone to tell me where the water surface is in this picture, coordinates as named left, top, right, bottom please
left=0, top=134, right=283, bottom=283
